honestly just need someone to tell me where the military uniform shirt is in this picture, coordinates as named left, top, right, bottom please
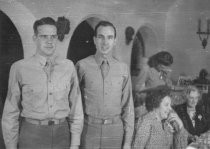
left=76, top=55, right=134, bottom=145
left=2, top=54, right=84, bottom=148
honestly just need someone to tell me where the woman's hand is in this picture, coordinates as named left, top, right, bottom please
left=168, top=112, right=183, bottom=131
left=188, top=134, right=199, bottom=143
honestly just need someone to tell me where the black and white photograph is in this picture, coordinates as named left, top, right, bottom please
left=1, top=0, right=210, bottom=149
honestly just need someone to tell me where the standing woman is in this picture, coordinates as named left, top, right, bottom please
left=133, top=51, right=174, bottom=121
left=133, top=86, right=188, bottom=149
left=134, top=51, right=174, bottom=92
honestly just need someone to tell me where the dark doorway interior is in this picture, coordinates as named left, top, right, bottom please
left=0, top=10, right=23, bottom=105
left=0, top=10, right=24, bottom=149
left=130, top=31, right=145, bottom=76
left=67, top=20, right=96, bottom=64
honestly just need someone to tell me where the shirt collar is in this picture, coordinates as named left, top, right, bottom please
left=187, top=107, right=196, bottom=113
left=154, top=111, right=162, bottom=122
left=34, top=54, right=47, bottom=66
left=34, top=54, right=60, bottom=66
left=94, top=52, right=113, bottom=65
left=35, top=53, right=63, bottom=66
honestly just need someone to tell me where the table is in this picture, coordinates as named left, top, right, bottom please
left=186, top=130, right=210, bottom=149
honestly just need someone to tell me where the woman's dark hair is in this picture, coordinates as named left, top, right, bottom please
left=145, top=85, right=171, bottom=112
left=148, top=51, right=173, bottom=68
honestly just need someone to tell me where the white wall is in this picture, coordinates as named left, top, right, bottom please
left=165, top=0, right=210, bottom=80
left=2, top=0, right=209, bottom=81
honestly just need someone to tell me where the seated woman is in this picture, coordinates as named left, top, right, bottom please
left=174, top=85, right=210, bottom=144
left=133, top=86, right=188, bottom=149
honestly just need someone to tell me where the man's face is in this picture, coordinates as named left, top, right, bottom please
left=187, top=91, right=200, bottom=108
left=34, top=24, right=57, bottom=58
left=94, top=26, right=116, bottom=55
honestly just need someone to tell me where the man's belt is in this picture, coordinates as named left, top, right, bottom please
left=84, top=114, right=121, bottom=125
left=23, top=117, right=66, bottom=125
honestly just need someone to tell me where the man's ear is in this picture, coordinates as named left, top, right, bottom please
left=93, top=36, right=96, bottom=45
left=114, top=38, right=117, bottom=45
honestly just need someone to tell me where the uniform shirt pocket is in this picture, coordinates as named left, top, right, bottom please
left=22, top=84, right=44, bottom=108
left=22, top=84, right=43, bottom=96
left=111, top=76, right=123, bottom=91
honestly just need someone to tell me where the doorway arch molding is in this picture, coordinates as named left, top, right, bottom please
left=130, top=23, right=159, bottom=87
left=72, top=14, right=108, bottom=35
left=136, top=23, right=159, bottom=57
left=67, top=14, right=107, bottom=63
left=0, top=1, right=36, bottom=58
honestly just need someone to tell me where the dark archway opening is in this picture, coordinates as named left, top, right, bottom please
left=0, top=10, right=24, bottom=149
left=67, top=20, right=96, bottom=64
left=130, top=31, right=145, bottom=76
left=0, top=10, right=23, bottom=105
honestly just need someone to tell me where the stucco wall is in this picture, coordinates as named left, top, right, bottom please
left=0, top=0, right=166, bottom=61
left=1, top=0, right=209, bottom=81
left=166, top=0, right=210, bottom=80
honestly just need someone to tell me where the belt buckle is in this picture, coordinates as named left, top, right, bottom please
left=48, top=120, right=54, bottom=125
left=103, top=119, right=112, bottom=124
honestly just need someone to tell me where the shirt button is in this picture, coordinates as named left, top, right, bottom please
left=49, top=92, right=53, bottom=95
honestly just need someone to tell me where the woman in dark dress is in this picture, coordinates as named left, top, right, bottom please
left=174, top=85, right=210, bottom=144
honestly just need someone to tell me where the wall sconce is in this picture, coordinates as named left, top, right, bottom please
left=125, top=26, right=135, bottom=45
left=197, top=18, right=210, bottom=49
left=56, top=16, right=70, bottom=42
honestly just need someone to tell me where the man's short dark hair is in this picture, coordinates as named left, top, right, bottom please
left=94, top=21, right=116, bottom=38
left=33, top=17, right=56, bottom=35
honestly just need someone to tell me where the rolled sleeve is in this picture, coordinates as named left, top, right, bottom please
left=2, top=63, right=21, bottom=149
left=68, top=66, right=84, bottom=146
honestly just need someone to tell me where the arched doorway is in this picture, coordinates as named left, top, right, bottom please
left=0, top=10, right=23, bottom=105
left=67, top=17, right=102, bottom=64
left=138, top=26, right=158, bottom=57
left=130, top=31, right=145, bottom=76
left=130, top=25, right=158, bottom=93
left=0, top=10, right=23, bottom=148
left=130, top=25, right=158, bottom=76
